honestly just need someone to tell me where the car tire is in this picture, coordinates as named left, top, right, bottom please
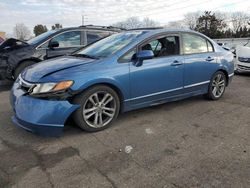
left=73, top=85, right=120, bottom=132
left=14, top=61, right=36, bottom=80
left=205, top=71, right=227, bottom=100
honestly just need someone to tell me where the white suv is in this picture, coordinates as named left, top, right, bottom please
left=235, top=43, right=250, bottom=73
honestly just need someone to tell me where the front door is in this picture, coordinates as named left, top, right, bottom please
left=129, top=34, right=184, bottom=106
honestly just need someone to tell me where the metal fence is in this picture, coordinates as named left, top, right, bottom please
left=213, top=38, right=250, bottom=49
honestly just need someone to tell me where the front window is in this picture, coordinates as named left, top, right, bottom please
left=119, top=49, right=136, bottom=63
left=141, top=36, right=180, bottom=57
left=76, top=31, right=145, bottom=58
left=51, top=31, right=81, bottom=48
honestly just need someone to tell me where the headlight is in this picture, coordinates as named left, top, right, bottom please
left=238, top=57, right=250, bottom=63
left=30, top=80, right=74, bottom=95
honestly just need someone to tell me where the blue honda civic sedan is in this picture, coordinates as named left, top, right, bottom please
left=10, top=29, right=234, bottom=136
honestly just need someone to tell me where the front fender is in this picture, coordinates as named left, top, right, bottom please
left=72, top=77, right=128, bottom=99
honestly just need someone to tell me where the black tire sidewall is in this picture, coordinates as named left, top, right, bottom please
left=73, top=85, right=120, bottom=132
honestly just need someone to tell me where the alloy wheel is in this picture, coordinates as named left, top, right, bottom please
left=211, top=73, right=226, bottom=98
left=82, top=91, right=116, bottom=128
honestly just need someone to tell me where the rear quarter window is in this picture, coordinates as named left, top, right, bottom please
left=182, top=33, right=214, bottom=54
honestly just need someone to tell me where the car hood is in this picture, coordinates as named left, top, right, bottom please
left=236, top=45, right=250, bottom=58
left=22, top=56, right=96, bottom=82
left=0, top=38, right=29, bottom=53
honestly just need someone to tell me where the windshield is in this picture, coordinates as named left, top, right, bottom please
left=76, top=31, right=145, bottom=58
left=27, top=30, right=57, bottom=45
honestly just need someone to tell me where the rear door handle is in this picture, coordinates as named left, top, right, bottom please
left=171, top=60, right=183, bottom=66
left=206, top=56, right=214, bottom=61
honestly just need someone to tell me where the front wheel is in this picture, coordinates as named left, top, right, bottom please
left=205, top=71, right=227, bottom=100
left=73, top=85, right=120, bottom=132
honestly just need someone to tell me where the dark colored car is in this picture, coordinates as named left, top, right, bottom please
left=0, top=37, right=4, bottom=44
left=0, top=26, right=120, bottom=80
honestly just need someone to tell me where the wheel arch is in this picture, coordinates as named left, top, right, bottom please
left=12, top=58, right=41, bottom=79
left=13, top=58, right=41, bottom=73
left=74, top=81, right=125, bottom=113
left=16, top=57, right=41, bottom=68
left=217, top=69, right=229, bottom=86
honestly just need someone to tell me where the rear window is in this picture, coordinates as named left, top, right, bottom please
left=87, top=31, right=112, bottom=44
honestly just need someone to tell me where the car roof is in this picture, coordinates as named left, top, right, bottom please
left=54, top=25, right=123, bottom=33
left=123, top=28, right=214, bottom=44
left=126, top=28, right=202, bottom=35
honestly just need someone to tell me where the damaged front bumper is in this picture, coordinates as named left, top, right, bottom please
left=10, top=81, right=79, bottom=136
left=235, top=61, right=250, bottom=72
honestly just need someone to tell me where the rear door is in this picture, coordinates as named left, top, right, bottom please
left=181, top=33, right=218, bottom=93
left=46, top=30, right=82, bottom=59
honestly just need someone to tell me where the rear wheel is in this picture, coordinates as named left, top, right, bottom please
left=205, top=71, right=226, bottom=100
left=73, top=85, right=120, bottom=132
left=14, top=61, right=36, bottom=79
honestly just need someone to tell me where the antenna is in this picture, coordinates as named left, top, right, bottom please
left=82, top=15, right=85, bottom=26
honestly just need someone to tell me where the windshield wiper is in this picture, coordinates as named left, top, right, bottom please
left=70, top=54, right=99, bottom=59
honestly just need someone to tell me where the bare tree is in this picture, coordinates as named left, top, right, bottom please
left=142, top=17, right=159, bottom=28
left=231, top=12, right=250, bottom=32
left=183, top=12, right=202, bottom=30
left=113, top=17, right=159, bottom=29
left=51, top=23, right=63, bottom=30
left=13, top=23, right=31, bottom=40
left=113, top=17, right=142, bottom=29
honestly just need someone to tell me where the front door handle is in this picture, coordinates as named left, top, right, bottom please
left=206, top=56, right=214, bottom=61
left=171, top=60, right=183, bottom=66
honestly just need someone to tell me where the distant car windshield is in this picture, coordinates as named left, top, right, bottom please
left=27, top=30, right=57, bottom=45
left=76, top=31, right=145, bottom=58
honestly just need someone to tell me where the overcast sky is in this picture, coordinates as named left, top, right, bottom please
left=0, top=0, right=250, bottom=35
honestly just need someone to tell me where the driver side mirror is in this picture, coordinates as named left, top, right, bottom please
left=134, top=50, right=154, bottom=67
left=48, top=41, right=59, bottom=49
